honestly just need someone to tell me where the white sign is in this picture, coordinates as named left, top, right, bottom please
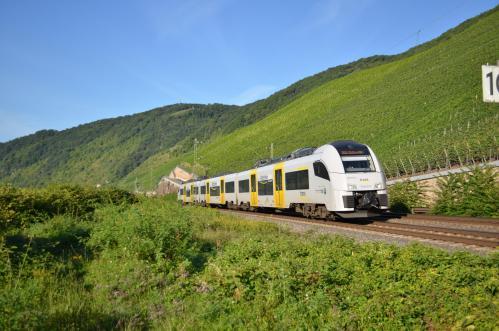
left=482, top=64, right=499, bottom=103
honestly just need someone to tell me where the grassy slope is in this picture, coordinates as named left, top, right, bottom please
left=123, top=7, right=499, bottom=189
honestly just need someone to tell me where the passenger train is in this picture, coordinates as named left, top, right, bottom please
left=177, top=140, right=388, bottom=219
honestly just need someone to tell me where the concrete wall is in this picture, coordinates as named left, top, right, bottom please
left=386, top=160, right=498, bottom=206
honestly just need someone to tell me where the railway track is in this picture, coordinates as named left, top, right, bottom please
left=219, top=209, right=499, bottom=249
left=399, top=213, right=499, bottom=227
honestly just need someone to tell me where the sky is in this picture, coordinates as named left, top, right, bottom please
left=0, top=0, right=497, bottom=142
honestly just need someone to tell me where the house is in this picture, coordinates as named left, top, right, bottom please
left=155, top=166, right=196, bottom=195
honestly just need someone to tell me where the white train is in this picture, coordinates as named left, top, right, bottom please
left=178, top=140, right=388, bottom=219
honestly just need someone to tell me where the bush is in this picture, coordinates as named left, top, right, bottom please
left=388, top=181, right=426, bottom=213
left=0, top=185, right=137, bottom=233
left=1, top=194, right=498, bottom=329
left=86, top=200, right=197, bottom=310
left=432, top=167, right=499, bottom=217
left=161, top=233, right=499, bottom=330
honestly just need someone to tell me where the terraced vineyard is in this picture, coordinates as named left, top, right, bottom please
left=0, top=7, right=497, bottom=190
left=123, top=7, right=499, bottom=189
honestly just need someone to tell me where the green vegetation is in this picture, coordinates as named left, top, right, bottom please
left=0, top=55, right=404, bottom=189
left=124, top=6, right=499, bottom=190
left=2, top=7, right=498, bottom=190
left=432, top=167, right=499, bottom=217
left=143, top=7, right=498, bottom=185
left=0, top=104, right=243, bottom=187
left=388, top=181, right=427, bottom=213
left=0, top=184, right=136, bottom=233
left=1, top=188, right=498, bottom=329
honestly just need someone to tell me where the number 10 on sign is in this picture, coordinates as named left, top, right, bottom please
left=482, top=64, right=499, bottom=103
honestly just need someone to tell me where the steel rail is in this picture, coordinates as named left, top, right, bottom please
left=218, top=209, right=499, bottom=249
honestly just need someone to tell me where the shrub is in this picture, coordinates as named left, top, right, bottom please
left=0, top=184, right=137, bottom=233
left=86, top=200, right=197, bottom=309
left=432, top=167, right=499, bottom=217
left=388, top=181, right=426, bottom=213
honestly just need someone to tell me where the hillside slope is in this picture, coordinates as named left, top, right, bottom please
left=122, top=6, right=499, bottom=190
left=0, top=103, right=247, bottom=186
left=0, top=57, right=404, bottom=188
left=2, top=6, right=498, bottom=188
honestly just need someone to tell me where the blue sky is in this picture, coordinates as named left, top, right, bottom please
left=0, top=0, right=497, bottom=142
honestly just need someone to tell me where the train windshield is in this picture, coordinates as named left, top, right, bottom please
left=341, top=156, right=375, bottom=173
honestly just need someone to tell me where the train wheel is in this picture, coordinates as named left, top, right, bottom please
left=318, top=206, right=328, bottom=219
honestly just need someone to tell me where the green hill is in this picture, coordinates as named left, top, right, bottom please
left=0, top=56, right=406, bottom=188
left=1, top=6, right=498, bottom=189
left=0, top=103, right=246, bottom=186
left=122, top=6, right=499, bottom=190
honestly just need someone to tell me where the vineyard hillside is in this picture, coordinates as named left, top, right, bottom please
left=122, top=6, right=499, bottom=190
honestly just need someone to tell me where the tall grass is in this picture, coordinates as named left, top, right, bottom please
left=0, top=188, right=498, bottom=329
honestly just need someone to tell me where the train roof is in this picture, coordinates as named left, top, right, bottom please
left=253, top=146, right=317, bottom=168
left=181, top=141, right=370, bottom=184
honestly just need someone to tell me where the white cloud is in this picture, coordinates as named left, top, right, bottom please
left=298, top=0, right=373, bottom=33
left=143, top=0, right=226, bottom=39
left=229, top=84, right=276, bottom=106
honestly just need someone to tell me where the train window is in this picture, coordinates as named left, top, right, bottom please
left=201, top=186, right=206, bottom=194
left=238, top=179, right=250, bottom=193
left=250, top=174, right=256, bottom=193
left=331, top=141, right=370, bottom=156
left=179, top=188, right=183, bottom=195
left=186, top=190, right=191, bottom=197
left=313, top=161, right=330, bottom=180
left=221, top=180, right=225, bottom=193
left=285, top=170, right=309, bottom=190
left=225, top=181, right=235, bottom=193
left=210, top=186, right=220, bottom=197
left=342, top=156, right=375, bottom=173
left=258, top=179, right=273, bottom=195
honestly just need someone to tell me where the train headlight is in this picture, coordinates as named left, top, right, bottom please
left=348, top=184, right=357, bottom=191
left=374, top=183, right=383, bottom=189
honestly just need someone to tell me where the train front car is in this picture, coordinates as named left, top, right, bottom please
left=319, top=140, right=388, bottom=218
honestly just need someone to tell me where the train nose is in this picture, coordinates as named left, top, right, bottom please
left=342, top=191, right=389, bottom=210
left=357, top=191, right=377, bottom=209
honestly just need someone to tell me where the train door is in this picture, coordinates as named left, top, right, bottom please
left=190, top=184, right=194, bottom=203
left=206, top=182, right=210, bottom=204
left=313, top=161, right=330, bottom=206
left=182, top=185, right=186, bottom=203
left=220, top=178, right=225, bottom=205
left=250, top=170, right=258, bottom=207
left=274, top=163, right=285, bottom=208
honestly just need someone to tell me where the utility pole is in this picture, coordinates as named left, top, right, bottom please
left=270, top=142, right=274, bottom=159
left=149, top=165, right=152, bottom=191
left=194, top=138, right=199, bottom=166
